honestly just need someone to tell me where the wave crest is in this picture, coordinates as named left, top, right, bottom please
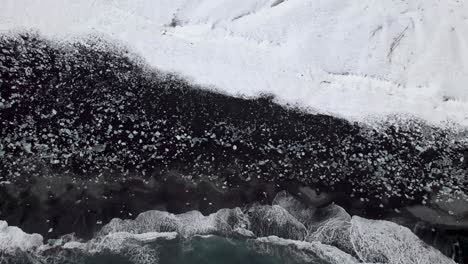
left=0, top=192, right=455, bottom=264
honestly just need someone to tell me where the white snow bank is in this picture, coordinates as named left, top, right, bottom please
left=1, top=0, right=468, bottom=126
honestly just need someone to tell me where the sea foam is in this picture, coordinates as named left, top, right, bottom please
left=0, top=192, right=455, bottom=264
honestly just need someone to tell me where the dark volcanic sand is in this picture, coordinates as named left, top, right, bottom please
left=0, top=33, right=467, bottom=262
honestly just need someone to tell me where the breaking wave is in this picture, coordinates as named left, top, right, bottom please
left=0, top=192, right=454, bottom=264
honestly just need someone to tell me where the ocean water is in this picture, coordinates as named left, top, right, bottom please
left=138, top=236, right=282, bottom=264
left=0, top=192, right=457, bottom=264
left=68, top=236, right=283, bottom=264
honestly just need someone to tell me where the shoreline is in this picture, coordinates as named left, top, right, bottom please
left=1, top=173, right=466, bottom=262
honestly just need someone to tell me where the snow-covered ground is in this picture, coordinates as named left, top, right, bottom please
left=1, top=0, right=468, bottom=126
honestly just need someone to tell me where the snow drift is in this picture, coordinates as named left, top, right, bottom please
left=1, top=0, right=468, bottom=126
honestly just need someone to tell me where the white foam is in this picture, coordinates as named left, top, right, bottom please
left=94, top=196, right=455, bottom=264
left=247, top=204, right=308, bottom=240
left=62, top=231, right=177, bottom=251
left=273, top=191, right=355, bottom=254
left=131, top=231, right=178, bottom=243
left=252, top=236, right=360, bottom=264
left=61, top=231, right=176, bottom=264
left=0, top=220, right=43, bottom=252
left=271, top=192, right=455, bottom=264
left=100, top=207, right=251, bottom=238
left=1, top=0, right=468, bottom=126
left=350, top=216, right=455, bottom=264
left=0, top=193, right=457, bottom=264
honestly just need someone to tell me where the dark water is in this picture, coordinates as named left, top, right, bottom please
left=159, top=236, right=283, bottom=264
left=0, top=32, right=467, bottom=263
left=77, top=237, right=283, bottom=264
left=3, top=236, right=286, bottom=264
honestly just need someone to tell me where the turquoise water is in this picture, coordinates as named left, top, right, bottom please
left=79, top=236, right=286, bottom=264
left=160, top=236, right=283, bottom=264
